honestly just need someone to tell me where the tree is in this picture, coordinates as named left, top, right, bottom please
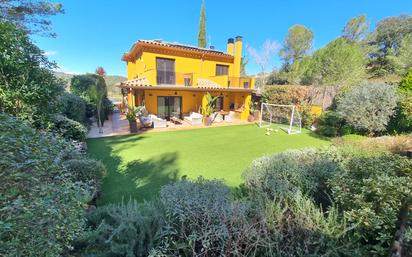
left=305, top=38, right=366, bottom=88
left=89, top=80, right=106, bottom=133
left=247, top=40, right=279, bottom=86
left=70, top=74, right=109, bottom=128
left=0, top=0, right=63, bottom=37
left=342, top=15, right=369, bottom=42
left=337, top=83, right=398, bottom=134
left=368, top=15, right=412, bottom=75
left=286, top=56, right=313, bottom=85
left=197, top=0, right=206, bottom=48
left=95, top=66, right=107, bottom=77
left=387, top=34, right=412, bottom=76
left=0, top=21, right=63, bottom=128
left=279, top=25, right=314, bottom=64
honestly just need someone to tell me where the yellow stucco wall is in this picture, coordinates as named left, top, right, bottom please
left=127, top=51, right=251, bottom=88
left=133, top=89, right=251, bottom=120
left=125, top=39, right=254, bottom=120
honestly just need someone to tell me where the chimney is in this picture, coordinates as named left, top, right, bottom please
left=234, top=36, right=242, bottom=77
left=227, top=38, right=234, bottom=56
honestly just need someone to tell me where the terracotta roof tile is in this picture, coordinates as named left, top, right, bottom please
left=137, top=40, right=231, bottom=57
left=119, top=77, right=151, bottom=88
left=196, top=78, right=224, bottom=89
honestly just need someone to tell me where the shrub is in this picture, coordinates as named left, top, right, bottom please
left=389, top=70, right=412, bottom=133
left=399, top=68, right=412, bottom=91
left=78, top=200, right=165, bottom=257
left=60, top=92, right=87, bottom=124
left=388, top=90, right=412, bottom=133
left=51, top=115, right=87, bottom=141
left=264, top=193, right=361, bottom=257
left=261, top=85, right=309, bottom=105
left=243, top=148, right=340, bottom=206
left=329, top=152, right=412, bottom=255
left=337, top=83, right=398, bottom=135
left=153, top=177, right=270, bottom=256
left=345, top=135, right=412, bottom=155
left=316, top=111, right=351, bottom=137
left=0, top=113, right=90, bottom=257
left=63, top=158, right=106, bottom=187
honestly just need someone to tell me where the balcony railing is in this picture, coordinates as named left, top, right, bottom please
left=228, top=77, right=253, bottom=88
left=151, top=70, right=253, bottom=89
left=156, top=72, right=194, bottom=87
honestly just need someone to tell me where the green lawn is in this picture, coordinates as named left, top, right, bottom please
left=87, top=124, right=330, bottom=204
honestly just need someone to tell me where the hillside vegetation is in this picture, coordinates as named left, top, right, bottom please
left=54, top=72, right=126, bottom=101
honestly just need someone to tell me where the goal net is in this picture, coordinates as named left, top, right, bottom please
left=259, top=103, right=302, bottom=134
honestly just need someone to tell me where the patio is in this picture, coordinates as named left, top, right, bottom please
left=87, top=110, right=252, bottom=138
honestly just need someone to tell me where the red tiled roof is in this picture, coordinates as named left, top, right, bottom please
left=137, top=40, right=231, bottom=57
left=122, top=40, right=234, bottom=62
left=118, top=77, right=254, bottom=93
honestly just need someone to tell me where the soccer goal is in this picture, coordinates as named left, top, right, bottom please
left=259, top=103, right=302, bottom=134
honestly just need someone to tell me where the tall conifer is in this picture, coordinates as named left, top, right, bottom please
left=198, top=0, right=207, bottom=48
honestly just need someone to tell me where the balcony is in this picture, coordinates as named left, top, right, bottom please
left=228, top=77, right=253, bottom=88
left=151, top=70, right=253, bottom=89
left=156, top=72, right=194, bottom=87
left=207, top=76, right=253, bottom=89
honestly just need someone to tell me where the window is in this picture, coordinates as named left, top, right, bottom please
left=216, top=64, right=229, bottom=76
left=156, top=58, right=175, bottom=84
left=215, top=96, right=224, bottom=111
left=243, top=81, right=249, bottom=88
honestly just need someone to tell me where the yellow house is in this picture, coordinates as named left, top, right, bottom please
left=120, top=36, right=255, bottom=121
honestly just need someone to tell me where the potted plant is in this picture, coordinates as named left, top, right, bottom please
left=126, top=105, right=142, bottom=133
left=201, top=93, right=218, bottom=126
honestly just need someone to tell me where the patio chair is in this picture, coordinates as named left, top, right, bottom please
left=149, top=114, right=167, bottom=128
left=184, top=112, right=203, bottom=125
left=139, top=115, right=153, bottom=128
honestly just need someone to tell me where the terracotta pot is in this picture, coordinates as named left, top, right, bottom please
left=204, top=116, right=213, bottom=126
left=129, top=120, right=138, bottom=133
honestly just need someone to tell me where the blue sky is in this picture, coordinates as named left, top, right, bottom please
left=32, top=0, right=412, bottom=76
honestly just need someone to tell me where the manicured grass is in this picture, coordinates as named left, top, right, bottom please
left=87, top=124, right=330, bottom=204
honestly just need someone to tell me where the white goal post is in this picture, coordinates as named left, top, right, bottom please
left=259, top=103, right=302, bottom=134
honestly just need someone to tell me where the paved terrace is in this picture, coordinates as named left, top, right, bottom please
left=87, top=112, right=253, bottom=138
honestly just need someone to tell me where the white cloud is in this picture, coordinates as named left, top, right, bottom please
left=44, top=50, right=58, bottom=57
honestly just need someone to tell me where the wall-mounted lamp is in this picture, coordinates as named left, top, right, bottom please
left=174, top=92, right=178, bottom=95
left=192, top=94, right=196, bottom=97
left=149, top=93, right=153, bottom=96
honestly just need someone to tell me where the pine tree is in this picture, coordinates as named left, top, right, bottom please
left=197, top=0, right=207, bottom=48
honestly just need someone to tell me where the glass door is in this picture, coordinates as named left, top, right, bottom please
left=157, top=96, right=182, bottom=120
left=157, top=96, right=168, bottom=120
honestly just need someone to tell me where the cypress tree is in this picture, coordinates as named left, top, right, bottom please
left=197, top=0, right=207, bottom=48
